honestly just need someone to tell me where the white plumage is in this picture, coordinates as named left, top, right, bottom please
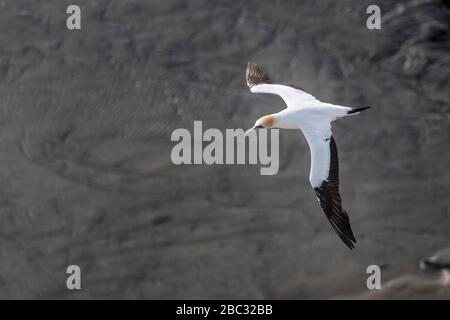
left=245, top=62, right=370, bottom=249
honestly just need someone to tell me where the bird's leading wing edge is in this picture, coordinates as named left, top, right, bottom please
left=302, top=128, right=357, bottom=249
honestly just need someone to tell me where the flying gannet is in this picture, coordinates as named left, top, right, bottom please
left=245, top=62, right=370, bottom=249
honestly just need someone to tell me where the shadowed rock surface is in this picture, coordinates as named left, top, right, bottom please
left=421, top=248, right=450, bottom=270
left=345, top=275, right=450, bottom=299
left=0, top=0, right=448, bottom=299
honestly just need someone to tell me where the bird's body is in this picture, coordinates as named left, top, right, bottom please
left=245, top=62, right=370, bottom=249
left=272, top=103, right=349, bottom=129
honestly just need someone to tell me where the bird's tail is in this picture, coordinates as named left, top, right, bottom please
left=347, top=106, right=371, bottom=115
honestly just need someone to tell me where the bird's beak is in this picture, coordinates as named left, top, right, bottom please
left=245, top=125, right=263, bottom=136
left=244, top=127, right=255, bottom=136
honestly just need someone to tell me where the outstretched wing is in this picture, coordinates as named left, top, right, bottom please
left=300, top=124, right=357, bottom=249
left=246, top=62, right=319, bottom=108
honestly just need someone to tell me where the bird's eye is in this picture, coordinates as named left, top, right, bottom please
left=255, top=125, right=264, bottom=129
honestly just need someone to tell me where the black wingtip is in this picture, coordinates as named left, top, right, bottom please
left=329, top=212, right=357, bottom=250
left=347, top=106, right=371, bottom=114
left=315, top=184, right=357, bottom=250
left=246, top=62, right=271, bottom=88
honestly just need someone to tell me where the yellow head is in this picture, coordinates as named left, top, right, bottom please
left=245, top=114, right=276, bottom=136
left=256, top=115, right=275, bottom=128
